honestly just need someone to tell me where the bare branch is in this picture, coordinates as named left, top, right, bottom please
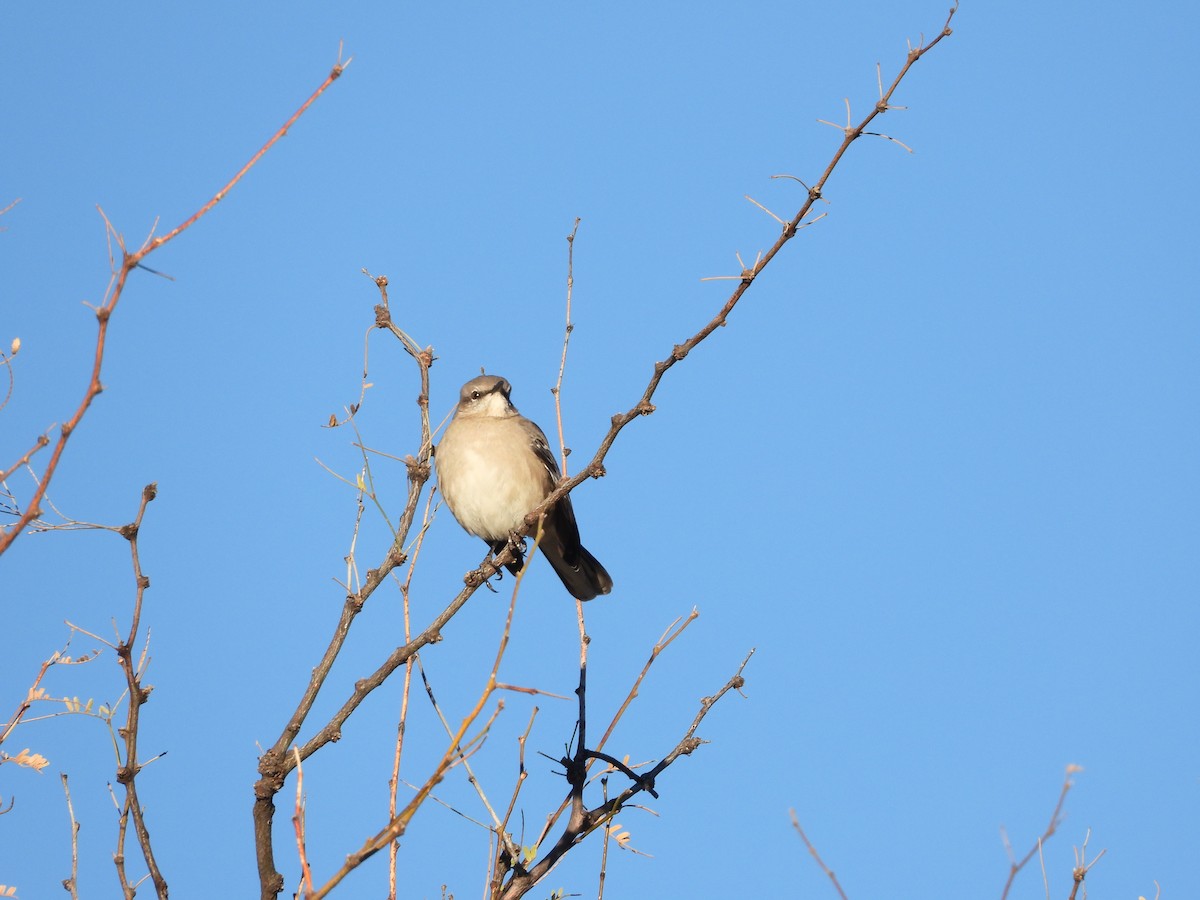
left=0, top=432, right=50, bottom=487
left=306, top=538, right=539, bottom=899
left=493, top=705, right=540, bottom=890
left=0, top=53, right=347, bottom=558
left=594, top=611, right=699, bottom=757
left=387, top=485, right=434, bottom=900
left=498, top=650, right=754, bottom=900
left=253, top=273, right=435, bottom=897
left=1066, top=829, right=1106, bottom=900
left=111, top=483, right=167, bottom=899
left=1, top=643, right=75, bottom=751
left=504, top=2, right=960, bottom=556
left=552, top=218, right=582, bottom=475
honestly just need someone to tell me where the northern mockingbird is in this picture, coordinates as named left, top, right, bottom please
left=435, top=374, right=612, bottom=600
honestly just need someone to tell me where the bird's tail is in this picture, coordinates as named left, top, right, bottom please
left=546, top=543, right=612, bottom=601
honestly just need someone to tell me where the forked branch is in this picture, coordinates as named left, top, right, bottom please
left=496, top=650, right=754, bottom=900
left=253, top=274, right=436, bottom=898
left=1000, top=764, right=1082, bottom=900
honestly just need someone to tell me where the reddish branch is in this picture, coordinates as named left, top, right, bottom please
left=0, top=55, right=348, bottom=558
left=1, top=646, right=62, bottom=752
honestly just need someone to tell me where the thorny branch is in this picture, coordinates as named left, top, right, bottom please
left=473, top=4, right=959, bottom=584
left=0, top=50, right=349, bottom=558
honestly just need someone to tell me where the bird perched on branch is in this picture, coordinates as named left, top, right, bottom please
left=435, top=374, right=612, bottom=600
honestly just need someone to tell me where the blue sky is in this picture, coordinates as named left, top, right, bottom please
left=3, top=1, right=1197, bottom=898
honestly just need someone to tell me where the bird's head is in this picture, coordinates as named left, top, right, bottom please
left=456, top=374, right=515, bottom=418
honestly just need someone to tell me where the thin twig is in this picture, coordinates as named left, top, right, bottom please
left=61, top=773, right=80, bottom=900
left=594, top=611, right=698, bottom=756
left=415, top=657, right=513, bottom=851
left=1066, top=830, right=1106, bottom=900
left=597, top=778, right=611, bottom=900
left=417, top=533, right=549, bottom=871
left=387, top=486, right=433, bottom=900
left=0, top=338, right=21, bottom=416
left=493, top=706, right=539, bottom=892
left=293, top=748, right=315, bottom=898
left=1, top=643, right=76, bottom=750
left=552, top=218, right=582, bottom=476
left=790, top=810, right=849, bottom=900
left=1000, top=764, right=1082, bottom=900
left=1038, top=838, right=1049, bottom=900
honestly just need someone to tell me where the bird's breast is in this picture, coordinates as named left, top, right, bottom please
left=437, top=418, right=550, bottom=541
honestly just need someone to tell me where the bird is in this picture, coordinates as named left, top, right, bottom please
left=435, top=374, right=612, bottom=600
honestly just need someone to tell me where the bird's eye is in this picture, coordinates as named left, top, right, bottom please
left=470, top=391, right=480, bottom=400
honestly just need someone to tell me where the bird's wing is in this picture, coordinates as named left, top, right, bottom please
left=519, top=416, right=585, bottom=548
left=521, top=417, right=562, bottom=482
